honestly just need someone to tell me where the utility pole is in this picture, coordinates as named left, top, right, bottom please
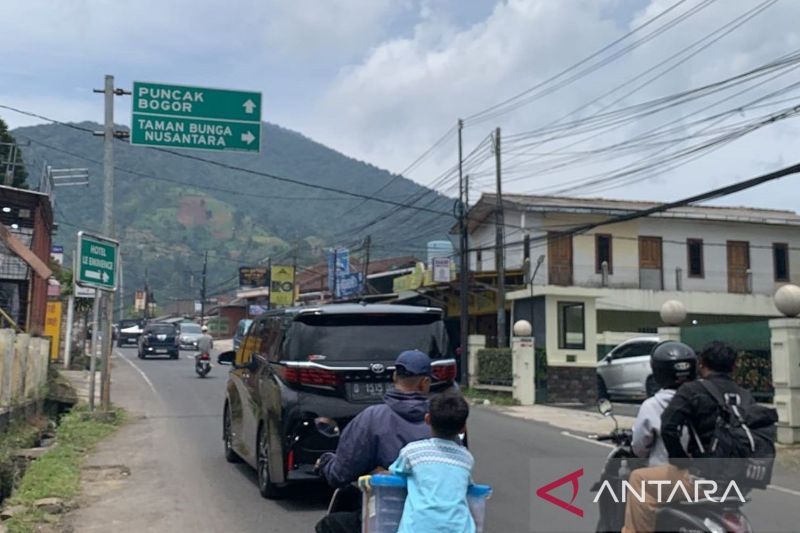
left=266, top=257, right=272, bottom=310
left=144, top=268, right=149, bottom=320
left=332, top=249, right=338, bottom=303
left=362, top=235, right=371, bottom=297
left=200, top=250, right=208, bottom=324
left=3, top=144, right=16, bottom=186
left=89, top=288, right=100, bottom=411
left=457, top=119, right=470, bottom=385
left=494, top=127, right=507, bottom=348
left=99, top=75, right=115, bottom=411
left=291, top=243, right=298, bottom=306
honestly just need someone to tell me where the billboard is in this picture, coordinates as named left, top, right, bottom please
left=239, top=266, right=269, bottom=288
left=270, top=266, right=295, bottom=307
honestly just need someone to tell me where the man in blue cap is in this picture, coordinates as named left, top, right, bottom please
left=316, top=350, right=433, bottom=533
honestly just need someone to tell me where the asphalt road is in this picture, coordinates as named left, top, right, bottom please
left=73, top=346, right=800, bottom=533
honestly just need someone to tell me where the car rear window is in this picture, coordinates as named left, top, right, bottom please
left=120, top=320, right=141, bottom=328
left=180, top=323, right=201, bottom=333
left=148, top=324, right=176, bottom=334
left=284, top=313, right=448, bottom=362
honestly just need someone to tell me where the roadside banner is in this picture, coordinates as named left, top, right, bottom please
left=432, top=257, right=452, bottom=283
left=270, top=266, right=295, bottom=306
left=44, top=300, right=62, bottom=360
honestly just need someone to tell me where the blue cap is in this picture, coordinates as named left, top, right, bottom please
left=395, top=350, right=432, bottom=377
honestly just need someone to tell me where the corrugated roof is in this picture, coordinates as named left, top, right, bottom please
left=464, top=193, right=800, bottom=231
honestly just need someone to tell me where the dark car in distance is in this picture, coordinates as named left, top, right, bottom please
left=217, top=304, right=458, bottom=499
left=117, top=319, right=145, bottom=347
left=138, top=322, right=180, bottom=359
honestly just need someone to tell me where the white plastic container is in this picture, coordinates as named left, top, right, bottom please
left=359, top=475, right=492, bottom=533
left=361, top=475, right=407, bottom=533
left=467, top=484, right=493, bottom=533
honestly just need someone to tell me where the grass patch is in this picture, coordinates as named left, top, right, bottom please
left=0, top=417, right=48, bottom=503
left=462, top=387, right=518, bottom=406
left=5, top=408, right=124, bottom=533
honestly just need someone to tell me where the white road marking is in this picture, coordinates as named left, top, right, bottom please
left=767, top=484, right=800, bottom=497
left=560, top=430, right=614, bottom=448
left=560, top=431, right=800, bottom=498
left=114, top=350, right=159, bottom=397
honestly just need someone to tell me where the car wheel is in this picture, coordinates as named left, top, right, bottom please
left=223, top=406, right=241, bottom=463
left=597, top=375, right=609, bottom=400
left=645, top=375, right=659, bottom=397
left=170, top=351, right=179, bottom=360
left=257, top=426, right=282, bottom=499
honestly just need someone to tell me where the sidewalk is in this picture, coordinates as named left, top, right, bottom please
left=487, top=403, right=635, bottom=435
left=214, top=338, right=233, bottom=352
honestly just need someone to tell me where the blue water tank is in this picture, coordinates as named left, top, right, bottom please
left=427, top=240, right=454, bottom=264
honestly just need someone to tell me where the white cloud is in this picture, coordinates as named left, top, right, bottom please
left=311, top=0, right=800, bottom=211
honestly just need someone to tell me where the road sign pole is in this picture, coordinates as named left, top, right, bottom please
left=88, top=289, right=100, bottom=411
left=63, top=293, right=75, bottom=369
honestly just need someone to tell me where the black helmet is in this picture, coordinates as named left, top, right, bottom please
left=650, top=341, right=697, bottom=389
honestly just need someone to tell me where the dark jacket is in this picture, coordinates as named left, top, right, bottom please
left=318, top=390, right=431, bottom=488
left=661, top=373, right=753, bottom=462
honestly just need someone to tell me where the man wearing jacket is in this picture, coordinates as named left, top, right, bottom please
left=315, top=349, right=433, bottom=533
left=623, top=341, right=749, bottom=533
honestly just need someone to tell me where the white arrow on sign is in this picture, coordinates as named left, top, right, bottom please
left=102, top=272, right=110, bottom=283
left=243, top=99, right=257, bottom=114
left=241, top=131, right=256, bottom=145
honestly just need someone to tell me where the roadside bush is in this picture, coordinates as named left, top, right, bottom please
left=477, top=348, right=512, bottom=386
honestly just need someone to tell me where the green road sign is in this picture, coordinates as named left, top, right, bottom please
left=131, top=81, right=262, bottom=153
left=76, top=232, right=118, bottom=291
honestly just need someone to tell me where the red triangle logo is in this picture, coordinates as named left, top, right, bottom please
left=535, top=468, right=584, bottom=517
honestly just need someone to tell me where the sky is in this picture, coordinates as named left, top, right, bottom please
left=2, top=0, right=799, bottom=212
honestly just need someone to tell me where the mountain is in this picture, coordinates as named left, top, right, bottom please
left=11, top=121, right=454, bottom=308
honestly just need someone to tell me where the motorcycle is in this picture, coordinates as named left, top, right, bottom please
left=591, top=398, right=753, bottom=533
left=195, top=352, right=211, bottom=378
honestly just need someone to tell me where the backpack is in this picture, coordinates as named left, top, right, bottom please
left=691, top=380, right=777, bottom=489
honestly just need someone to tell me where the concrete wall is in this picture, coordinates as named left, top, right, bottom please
left=0, top=329, right=50, bottom=411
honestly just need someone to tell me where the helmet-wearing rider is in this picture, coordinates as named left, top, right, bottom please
left=631, top=341, right=697, bottom=466
left=196, top=325, right=213, bottom=354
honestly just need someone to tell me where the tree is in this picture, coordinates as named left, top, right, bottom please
left=0, top=117, right=28, bottom=188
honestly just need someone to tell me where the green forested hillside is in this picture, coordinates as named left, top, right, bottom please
left=11, top=121, right=454, bottom=307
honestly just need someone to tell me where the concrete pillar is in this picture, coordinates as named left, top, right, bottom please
left=657, top=327, right=682, bottom=342
left=467, top=334, right=486, bottom=388
left=12, top=333, right=30, bottom=403
left=0, top=329, right=13, bottom=409
left=512, top=336, right=535, bottom=406
left=769, top=318, right=800, bottom=444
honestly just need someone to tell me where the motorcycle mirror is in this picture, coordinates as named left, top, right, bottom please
left=314, top=417, right=340, bottom=438
left=597, top=398, right=613, bottom=417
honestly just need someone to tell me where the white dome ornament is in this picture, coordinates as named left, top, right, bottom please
left=774, top=284, right=800, bottom=317
left=513, top=320, right=532, bottom=337
left=660, top=300, right=687, bottom=326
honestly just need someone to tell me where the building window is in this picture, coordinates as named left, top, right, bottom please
left=687, top=239, right=704, bottom=278
left=774, top=243, right=789, bottom=282
left=558, top=302, right=585, bottom=350
left=595, top=234, right=613, bottom=274
left=476, top=249, right=482, bottom=272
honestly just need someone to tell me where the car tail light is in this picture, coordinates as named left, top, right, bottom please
left=200, top=354, right=210, bottom=360
left=721, top=513, right=751, bottom=533
left=280, top=366, right=342, bottom=388
left=432, top=362, right=457, bottom=382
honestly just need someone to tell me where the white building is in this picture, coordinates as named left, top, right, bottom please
left=465, top=194, right=799, bottom=402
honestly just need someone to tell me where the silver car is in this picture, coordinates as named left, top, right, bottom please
left=596, top=336, right=660, bottom=400
left=178, top=322, right=203, bottom=350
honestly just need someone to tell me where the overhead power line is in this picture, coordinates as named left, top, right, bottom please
left=469, top=161, right=800, bottom=254
left=0, top=103, right=451, bottom=216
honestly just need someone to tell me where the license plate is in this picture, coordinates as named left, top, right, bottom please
left=348, top=382, right=386, bottom=401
